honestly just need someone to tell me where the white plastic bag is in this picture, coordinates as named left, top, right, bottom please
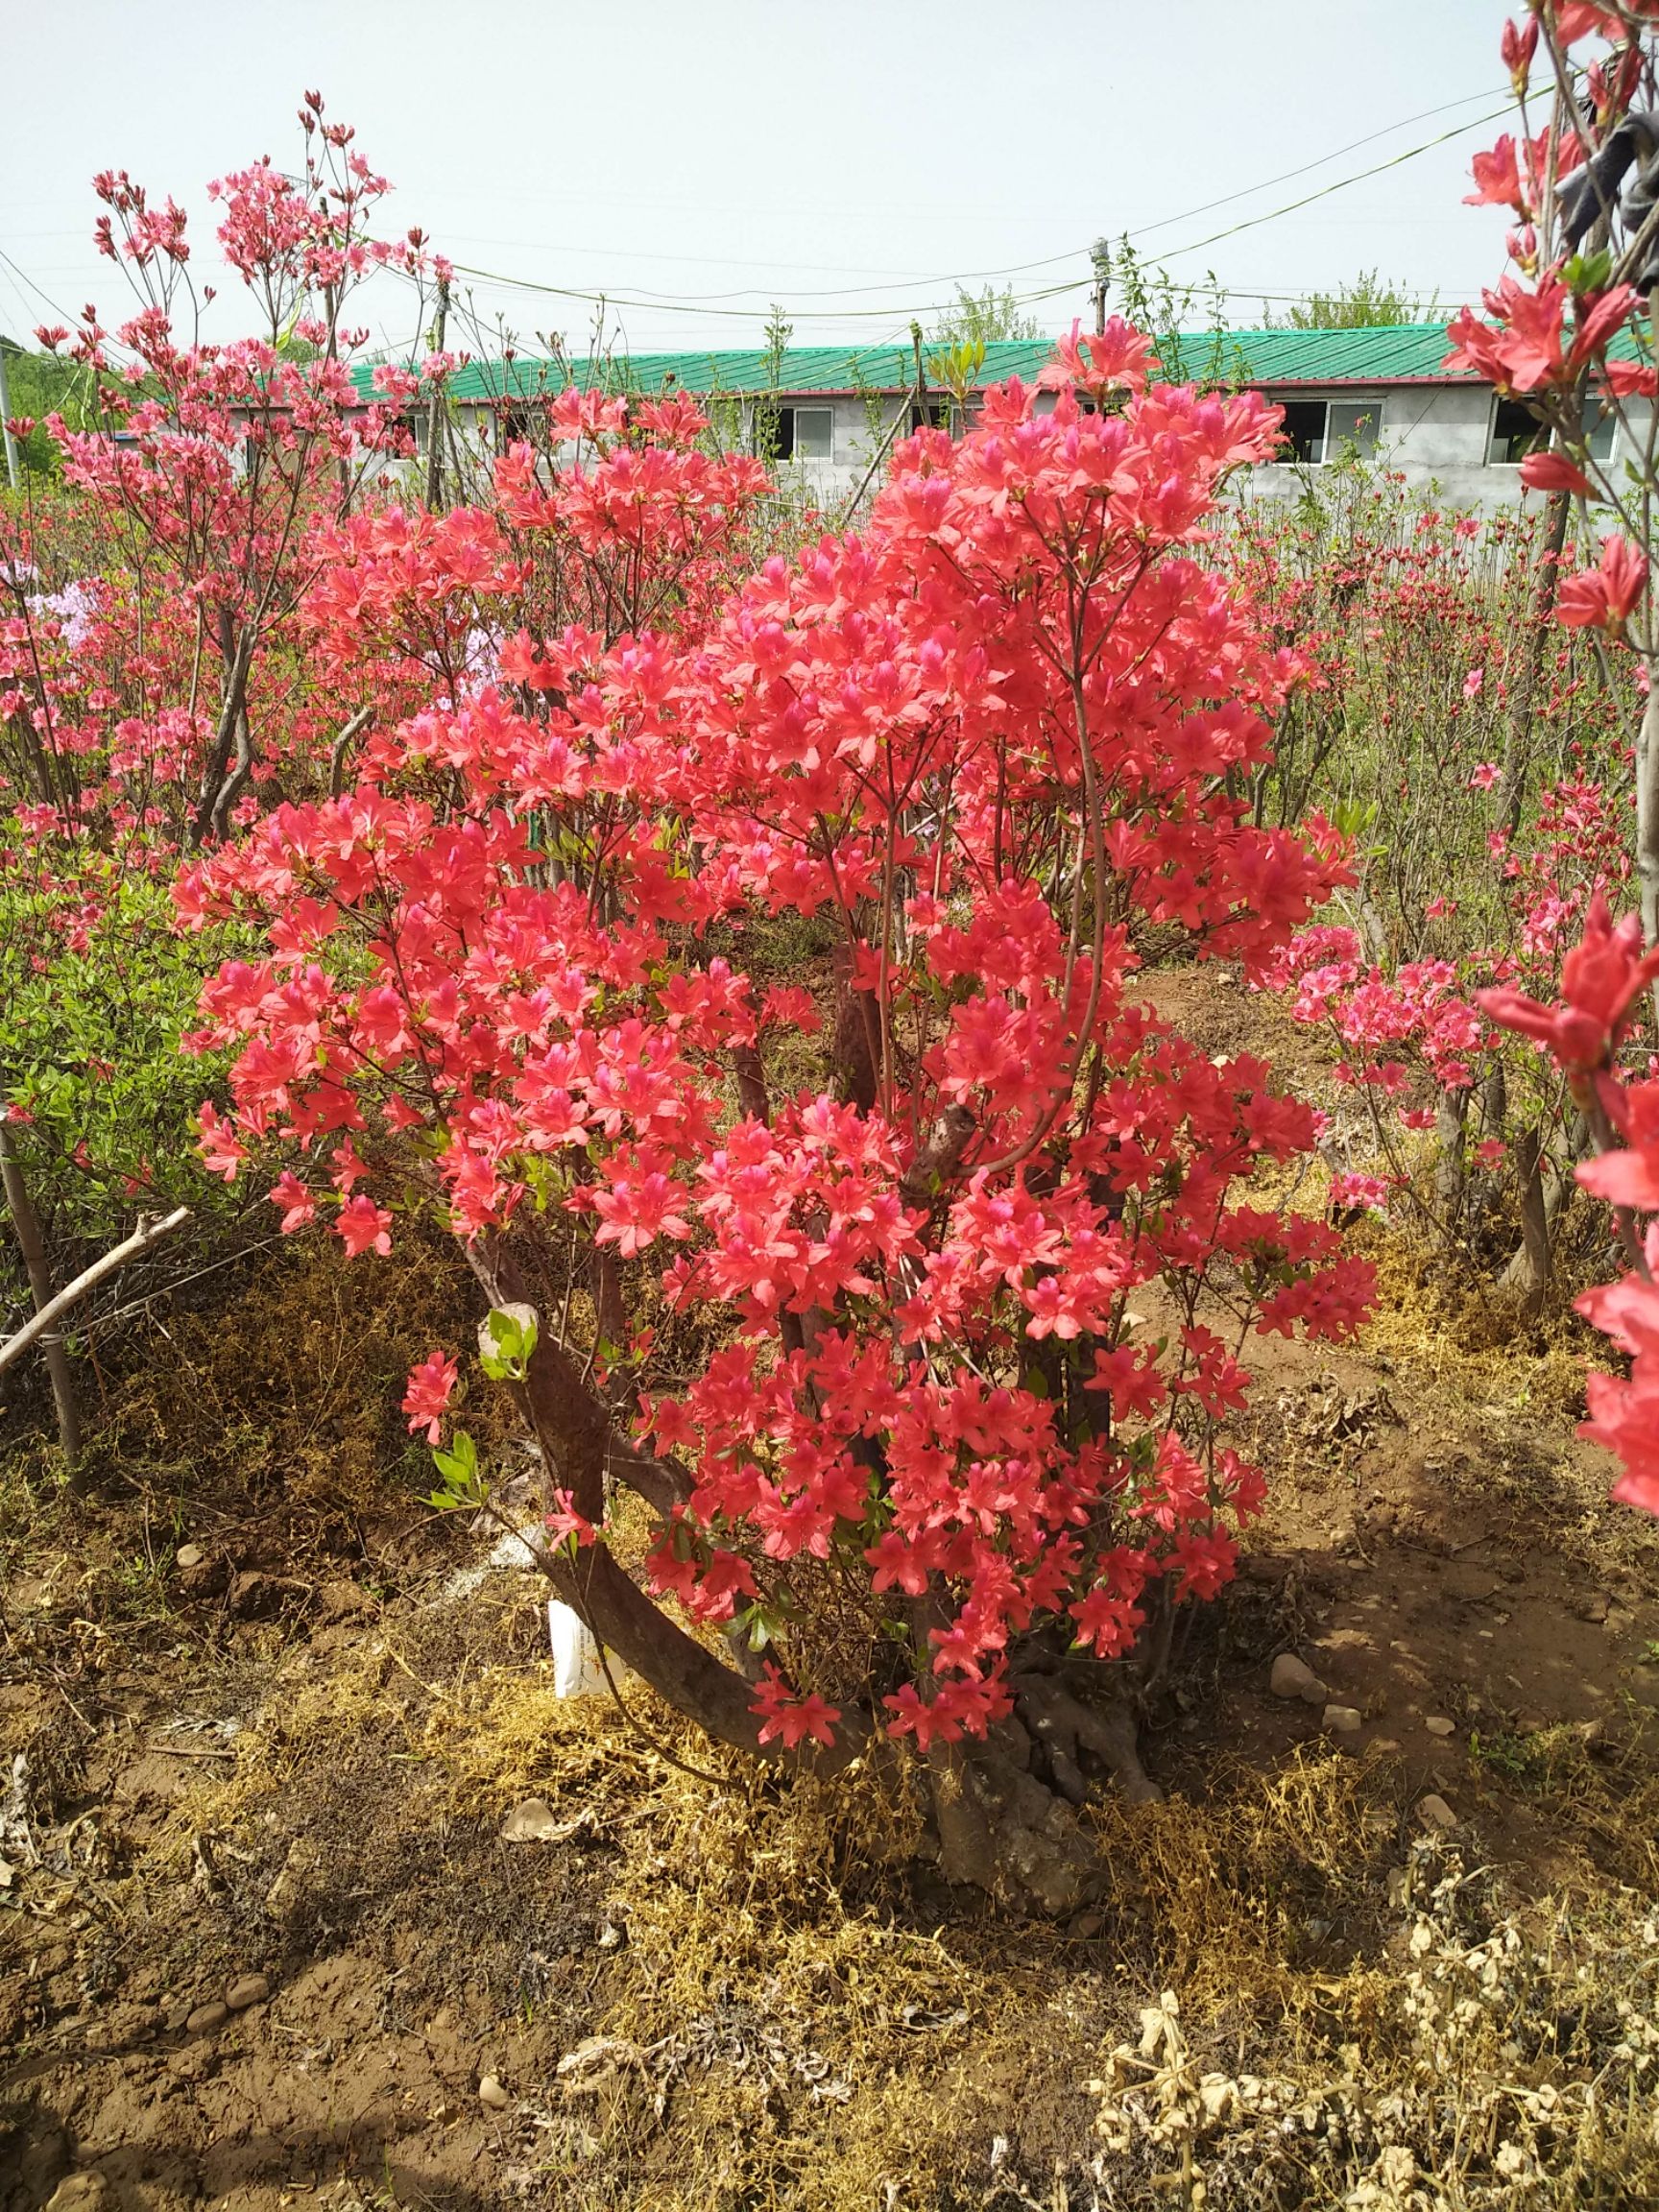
left=547, top=1599, right=609, bottom=1698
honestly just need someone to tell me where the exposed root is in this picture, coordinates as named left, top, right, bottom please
left=925, top=1670, right=1161, bottom=1914
left=1013, top=1668, right=1163, bottom=1808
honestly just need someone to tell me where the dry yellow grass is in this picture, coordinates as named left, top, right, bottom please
left=149, top=1622, right=1659, bottom=2209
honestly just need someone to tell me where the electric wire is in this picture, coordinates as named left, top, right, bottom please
left=3, top=88, right=1511, bottom=355
left=421, top=103, right=1511, bottom=342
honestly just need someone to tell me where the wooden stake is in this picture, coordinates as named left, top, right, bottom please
left=0, top=1122, right=81, bottom=1464
left=425, top=276, right=450, bottom=511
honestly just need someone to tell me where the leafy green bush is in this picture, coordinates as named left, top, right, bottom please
left=0, top=854, right=246, bottom=1262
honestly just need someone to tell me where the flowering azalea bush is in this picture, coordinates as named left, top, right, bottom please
left=178, top=321, right=1374, bottom=1898
left=1262, top=755, right=1641, bottom=1292
left=1480, top=896, right=1659, bottom=1509
left=0, top=106, right=454, bottom=1451
left=1227, top=0, right=1659, bottom=1307
left=1232, top=443, right=1638, bottom=1294
left=4, top=100, right=445, bottom=858
left=1453, top=2, right=1659, bottom=945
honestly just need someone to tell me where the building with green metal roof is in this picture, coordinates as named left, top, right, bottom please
left=359, top=325, right=1628, bottom=514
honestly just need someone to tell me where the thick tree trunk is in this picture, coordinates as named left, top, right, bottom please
left=463, top=1238, right=866, bottom=1773
left=830, top=937, right=879, bottom=1111
left=1434, top=1085, right=1470, bottom=1224
left=192, top=626, right=256, bottom=849
left=463, top=1240, right=1161, bottom=1903
left=923, top=1670, right=1160, bottom=1914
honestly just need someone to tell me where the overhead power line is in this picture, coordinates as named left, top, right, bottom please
left=2, top=87, right=1509, bottom=354
left=1147, top=107, right=1513, bottom=266
left=426, top=83, right=1511, bottom=312
left=453, top=84, right=1508, bottom=311
left=1128, top=87, right=1505, bottom=241
left=419, top=98, right=1511, bottom=339
left=0, top=246, right=82, bottom=331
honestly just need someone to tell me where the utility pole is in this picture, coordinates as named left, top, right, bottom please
left=424, top=276, right=449, bottom=510
left=0, top=341, right=20, bottom=492
left=1091, top=239, right=1112, bottom=337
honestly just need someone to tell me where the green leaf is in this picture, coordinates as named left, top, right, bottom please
left=479, top=1304, right=540, bottom=1382
left=1563, top=248, right=1614, bottom=298
left=428, top=1429, right=485, bottom=1509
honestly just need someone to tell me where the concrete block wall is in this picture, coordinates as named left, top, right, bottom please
left=363, top=383, right=1645, bottom=521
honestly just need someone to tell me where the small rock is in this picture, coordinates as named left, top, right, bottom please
left=1370, top=1738, right=1402, bottom=1754
left=1270, top=1652, right=1327, bottom=1702
left=1424, top=1716, right=1456, bottom=1738
left=45, top=2176, right=108, bottom=2212
left=175, top=1544, right=204, bottom=1570
left=478, top=2073, right=511, bottom=2110
left=225, top=1973, right=269, bottom=2011
left=1417, top=1793, right=1458, bottom=1831
left=1323, top=1705, right=1362, bottom=1734
left=596, top=1921, right=623, bottom=1950
left=500, top=1797, right=583, bottom=1844
left=184, top=2000, right=228, bottom=2035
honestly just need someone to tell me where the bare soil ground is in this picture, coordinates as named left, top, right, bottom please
left=5, top=974, right=1659, bottom=2212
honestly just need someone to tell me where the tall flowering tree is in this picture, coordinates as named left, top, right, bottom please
left=1480, top=901, right=1659, bottom=1507
left=182, top=327, right=1371, bottom=1904
left=1243, top=5, right=1659, bottom=1308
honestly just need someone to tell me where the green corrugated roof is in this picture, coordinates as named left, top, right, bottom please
left=352, top=340, right=1056, bottom=405
left=356, top=322, right=1636, bottom=403
left=1157, top=325, right=1477, bottom=386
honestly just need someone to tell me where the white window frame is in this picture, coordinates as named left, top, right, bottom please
left=783, top=403, right=833, bottom=462
left=1263, top=394, right=1382, bottom=467
left=1324, top=397, right=1383, bottom=458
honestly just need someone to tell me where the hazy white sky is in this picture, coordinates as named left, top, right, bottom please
left=3, top=0, right=1514, bottom=360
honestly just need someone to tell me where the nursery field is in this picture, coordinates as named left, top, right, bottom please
left=10, top=13, right=1659, bottom=2206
